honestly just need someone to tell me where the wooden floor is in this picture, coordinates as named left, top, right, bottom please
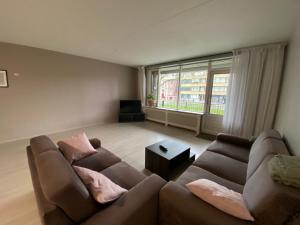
left=0, top=121, right=211, bottom=225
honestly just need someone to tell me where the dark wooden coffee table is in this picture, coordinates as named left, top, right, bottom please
left=145, top=140, right=195, bottom=180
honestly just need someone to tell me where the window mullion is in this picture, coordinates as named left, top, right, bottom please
left=204, top=60, right=213, bottom=114
left=157, top=70, right=161, bottom=107
left=156, top=70, right=160, bottom=107
left=176, top=66, right=182, bottom=110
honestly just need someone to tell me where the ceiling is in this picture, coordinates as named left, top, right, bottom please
left=0, top=0, right=299, bottom=67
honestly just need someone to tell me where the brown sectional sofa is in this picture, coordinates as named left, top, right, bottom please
left=28, top=130, right=300, bottom=225
left=27, top=135, right=166, bottom=225
left=159, top=130, right=300, bottom=225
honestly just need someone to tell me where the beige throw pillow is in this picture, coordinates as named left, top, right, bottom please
left=186, top=179, right=254, bottom=221
left=73, top=166, right=127, bottom=204
left=57, top=132, right=97, bottom=163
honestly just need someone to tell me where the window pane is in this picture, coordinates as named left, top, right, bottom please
left=210, top=73, right=230, bottom=115
left=178, top=63, right=208, bottom=113
left=157, top=66, right=180, bottom=110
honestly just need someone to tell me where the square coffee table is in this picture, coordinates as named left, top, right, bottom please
left=145, top=140, right=195, bottom=180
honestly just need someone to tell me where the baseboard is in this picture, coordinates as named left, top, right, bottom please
left=0, top=121, right=107, bottom=144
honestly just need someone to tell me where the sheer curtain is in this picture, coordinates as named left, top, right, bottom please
left=223, top=43, right=285, bottom=138
left=137, top=66, right=146, bottom=106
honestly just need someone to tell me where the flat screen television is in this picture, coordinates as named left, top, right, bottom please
left=119, top=100, right=142, bottom=113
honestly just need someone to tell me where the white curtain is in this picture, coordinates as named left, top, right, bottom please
left=145, top=69, right=159, bottom=101
left=138, top=66, right=146, bottom=106
left=223, top=44, right=285, bottom=138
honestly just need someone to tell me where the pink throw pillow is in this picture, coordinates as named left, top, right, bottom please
left=73, top=166, right=127, bottom=203
left=186, top=179, right=254, bottom=221
left=57, top=132, right=97, bottom=163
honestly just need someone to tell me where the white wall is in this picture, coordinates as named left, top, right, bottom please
left=0, top=42, right=137, bottom=143
left=275, top=22, right=300, bottom=155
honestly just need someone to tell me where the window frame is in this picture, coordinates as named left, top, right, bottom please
left=205, top=68, right=231, bottom=116
left=149, top=57, right=231, bottom=116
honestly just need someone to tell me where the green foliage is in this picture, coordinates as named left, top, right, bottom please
left=146, top=93, right=155, bottom=100
left=157, top=101, right=225, bottom=115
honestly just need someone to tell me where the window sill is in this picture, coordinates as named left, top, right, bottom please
left=144, top=106, right=204, bottom=116
left=143, top=106, right=224, bottom=117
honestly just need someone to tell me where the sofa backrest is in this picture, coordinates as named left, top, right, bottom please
left=30, top=135, right=58, bottom=156
left=246, top=130, right=289, bottom=179
left=29, top=135, right=98, bottom=224
left=243, top=155, right=300, bottom=225
left=27, top=146, right=73, bottom=225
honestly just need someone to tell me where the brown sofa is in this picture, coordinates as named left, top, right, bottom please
left=27, top=135, right=166, bottom=225
left=159, top=130, right=300, bottom=225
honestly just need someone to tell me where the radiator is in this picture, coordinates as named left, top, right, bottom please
left=144, top=107, right=201, bottom=134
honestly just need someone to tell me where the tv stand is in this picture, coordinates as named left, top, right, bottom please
left=119, top=112, right=145, bottom=122
left=118, top=100, right=145, bottom=122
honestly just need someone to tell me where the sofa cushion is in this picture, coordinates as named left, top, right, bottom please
left=101, top=162, right=146, bottom=190
left=207, top=140, right=250, bottom=163
left=36, top=151, right=98, bottom=223
left=216, top=133, right=253, bottom=148
left=247, top=137, right=290, bottom=180
left=176, top=166, right=244, bottom=193
left=243, top=155, right=300, bottom=225
left=248, top=129, right=282, bottom=164
left=73, top=148, right=121, bottom=172
left=251, top=129, right=282, bottom=145
left=193, top=151, right=247, bottom=185
left=30, top=135, right=58, bottom=156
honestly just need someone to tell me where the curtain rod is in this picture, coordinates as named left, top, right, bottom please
left=234, top=41, right=288, bottom=52
left=145, top=51, right=232, bottom=70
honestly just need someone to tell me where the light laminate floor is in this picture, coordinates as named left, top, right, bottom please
left=0, top=121, right=211, bottom=225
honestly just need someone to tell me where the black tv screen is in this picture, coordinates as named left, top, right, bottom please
left=120, top=100, right=142, bottom=113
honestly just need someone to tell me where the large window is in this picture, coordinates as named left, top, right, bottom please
left=151, top=58, right=231, bottom=116
left=157, top=66, right=180, bottom=110
left=178, top=63, right=208, bottom=113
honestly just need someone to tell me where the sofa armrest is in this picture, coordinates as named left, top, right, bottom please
left=82, top=174, right=167, bottom=225
left=159, top=182, right=253, bottom=225
left=89, top=138, right=101, bottom=149
left=216, top=133, right=253, bottom=148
